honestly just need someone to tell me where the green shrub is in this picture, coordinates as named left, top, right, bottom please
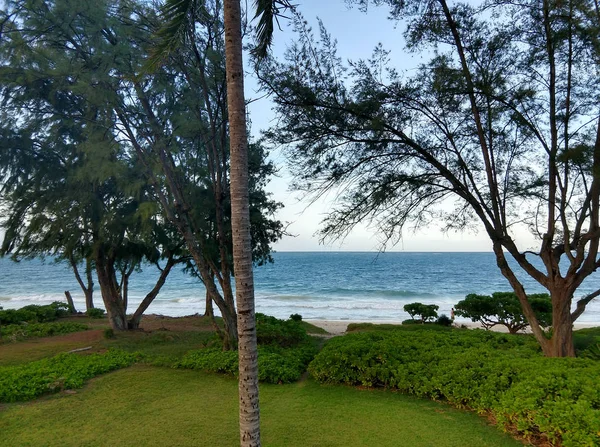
left=0, top=350, right=138, bottom=402
left=436, top=314, right=453, bottom=327
left=104, top=328, right=115, bottom=339
left=289, top=313, right=303, bottom=322
left=0, top=322, right=88, bottom=342
left=308, top=330, right=600, bottom=446
left=0, top=302, right=70, bottom=325
left=177, top=343, right=319, bottom=384
left=256, top=313, right=308, bottom=347
left=403, top=303, right=439, bottom=322
left=86, top=308, right=105, bottom=319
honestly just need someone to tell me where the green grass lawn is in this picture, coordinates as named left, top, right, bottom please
left=0, top=365, right=522, bottom=447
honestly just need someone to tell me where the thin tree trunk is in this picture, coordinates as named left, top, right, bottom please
left=128, top=258, right=176, bottom=329
left=64, top=291, right=77, bottom=314
left=70, top=255, right=94, bottom=311
left=85, top=258, right=94, bottom=310
left=204, top=288, right=213, bottom=317
left=223, top=0, right=261, bottom=445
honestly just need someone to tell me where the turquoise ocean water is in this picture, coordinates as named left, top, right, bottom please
left=1, top=252, right=599, bottom=323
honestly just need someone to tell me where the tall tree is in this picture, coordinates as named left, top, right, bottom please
left=258, top=0, right=600, bottom=357
left=0, top=0, right=188, bottom=330
left=153, top=0, right=291, bottom=443
left=223, top=0, right=261, bottom=442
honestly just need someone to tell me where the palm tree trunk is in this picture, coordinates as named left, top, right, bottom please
left=223, top=0, right=261, bottom=445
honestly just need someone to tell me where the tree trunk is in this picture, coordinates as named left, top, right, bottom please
left=127, top=258, right=176, bottom=329
left=64, top=291, right=77, bottom=314
left=549, top=290, right=575, bottom=357
left=95, top=256, right=127, bottom=331
left=203, top=288, right=213, bottom=317
left=224, top=0, right=261, bottom=445
left=85, top=258, right=94, bottom=311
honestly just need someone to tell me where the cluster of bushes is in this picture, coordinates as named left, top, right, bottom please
left=308, top=329, right=600, bottom=446
left=0, top=350, right=139, bottom=402
left=402, top=303, right=452, bottom=326
left=0, top=321, right=89, bottom=342
left=0, top=302, right=70, bottom=325
left=403, top=291, right=552, bottom=333
left=176, top=313, right=318, bottom=383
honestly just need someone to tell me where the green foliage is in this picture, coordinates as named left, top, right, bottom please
left=178, top=314, right=318, bottom=383
left=455, top=292, right=552, bottom=333
left=0, top=302, right=70, bottom=325
left=436, top=314, right=453, bottom=327
left=86, top=308, right=106, bottom=319
left=308, top=330, right=600, bottom=446
left=349, top=322, right=452, bottom=332
left=0, top=350, right=138, bottom=402
left=256, top=313, right=309, bottom=347
left=177, top=343, right=319, bottom=384
left=0, top=322, right=88, bottom=342
left=289, top=313, right=302, bottom=322
left=104, top=328, right=115, bottom=339
left=403, top=303, right=439, bottom=323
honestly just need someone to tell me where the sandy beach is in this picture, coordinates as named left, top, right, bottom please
left=306, top=319, right=599, bottom=335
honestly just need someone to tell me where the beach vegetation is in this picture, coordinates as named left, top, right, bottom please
left=0, top=302, right=70, bottom=326
left=86, top=308, right=105, bottom=319
left=309, top=329, right=600, bottom=445
left=435, top=314, right=453, bottom=327
left=177, top=314, right=319, bottom=383
left=257, top=0, right=600, bottom=357
left=455, top=292, right=553, bottom=334
left=0, top=350, right=138, bottom=403
left=0, top=321, right=89, bottom=342
left=403, top=302, right=439, bottom=323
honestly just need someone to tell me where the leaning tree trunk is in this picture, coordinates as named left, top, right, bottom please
left=127, top=258, right=176, bottom=329
left=224, top=0, right=261, bottom=445
left=95, top=256, right=127, bottom=330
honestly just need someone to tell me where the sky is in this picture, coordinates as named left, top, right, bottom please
left=244, top=0, right=537, bottom=252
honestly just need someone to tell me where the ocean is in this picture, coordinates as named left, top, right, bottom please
left=1, top=252, right=599, bottom=323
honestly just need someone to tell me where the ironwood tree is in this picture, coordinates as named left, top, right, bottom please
left=0, top=0, right=282, bottom=334
left=258, top=0, right=600, bottom=357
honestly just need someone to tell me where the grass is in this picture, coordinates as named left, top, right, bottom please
left=0, top=365, right=522, bottom=447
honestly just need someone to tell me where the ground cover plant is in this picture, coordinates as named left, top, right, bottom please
left=308, top=329, right=600, bottom=446
left=0, top=321, right=89, bottom=342
left=0, top=350, right=138, bottom=402
left=0, top=366, right=522, bottom=447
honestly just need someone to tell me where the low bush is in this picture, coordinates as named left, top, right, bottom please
left=0, top=350, right=138, bottom=402
left=86, top=308, right=105, bottom=319
left=178, top=314, right=319, bottom=383
left=0, top=302, right=70, bottom=325
left=436, top=314, right=453, bottom=327
left=0, top=322, right=88, bottom=342
left=256, top=313, right=309, bottom=347
left=308, top=330, right=600, bottom=446
left=177, top=343, right=319, bottom=384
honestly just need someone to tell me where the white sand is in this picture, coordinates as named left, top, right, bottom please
left=306, top=319, right=598, bottom=335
